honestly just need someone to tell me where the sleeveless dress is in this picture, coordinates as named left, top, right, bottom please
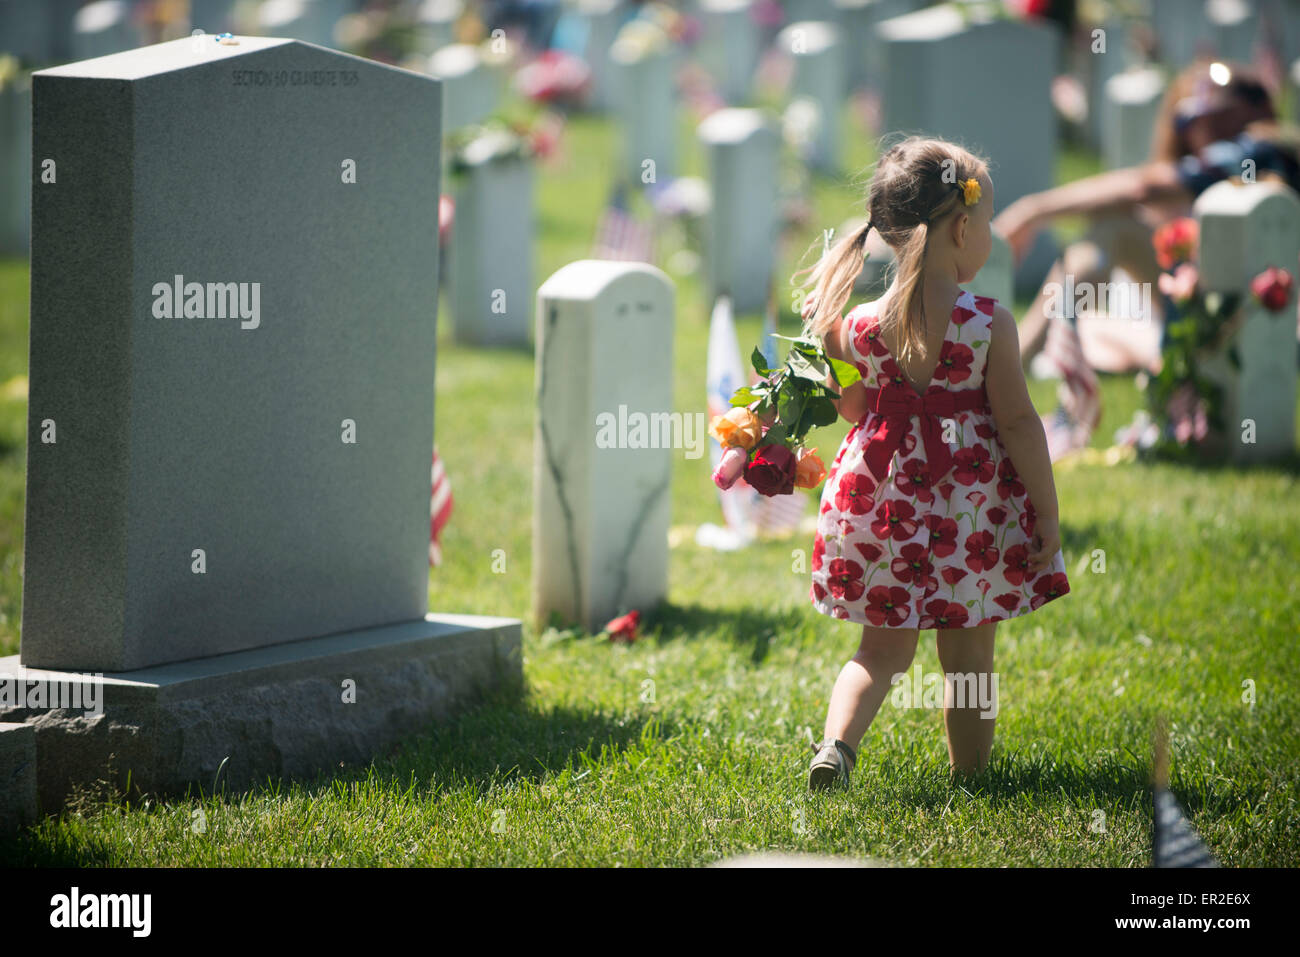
left=809, top=289, right=1070, bottom=629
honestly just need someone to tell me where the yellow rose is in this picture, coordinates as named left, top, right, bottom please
left=961, top=177, right=981, bottom=206
left=708, top=407, right=762, bottom=450
left=794, top=447, right=827, bottom=489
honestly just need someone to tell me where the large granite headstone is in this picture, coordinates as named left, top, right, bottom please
left=698, top=108, right=779, bottom=314
left=533, top=261, right=674, bottom=633
left=1194, top=181, right=1300, bottom=462
left=877, top=3, right=1059, bottom=290
left=7, top=36, right=521, bottom=810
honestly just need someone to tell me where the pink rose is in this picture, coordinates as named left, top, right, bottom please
left=712, top=446, right=747, bottom=490
left=1158, top=263, right=1199, bottom=305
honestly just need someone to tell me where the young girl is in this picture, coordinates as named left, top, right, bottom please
left=799, top=137, right=1070, bottom=791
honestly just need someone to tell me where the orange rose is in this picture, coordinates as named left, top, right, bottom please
left=794, top=447, right=827, bottom=489
left=708, top=406, right=762, bottom=449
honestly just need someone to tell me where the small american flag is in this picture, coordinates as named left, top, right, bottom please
left=1152, top=719, right=1218, bottom=867
left=1041, top=312, right=1102, bottom=460
left=592, top=183, right=654, bottom=263
left=429, top=445, right=453, bottom=567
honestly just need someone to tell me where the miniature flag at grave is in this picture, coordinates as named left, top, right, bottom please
left=430, top=446, right=454, bottom=567
left=593, top=182, right=654, bottom=262
left=1152, top=719, right=1219, bottom=868
left=1041, top=311, right=1102, bottom=460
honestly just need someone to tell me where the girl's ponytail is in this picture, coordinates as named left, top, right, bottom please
left=797, top=220, right=871, bottom=339
left=886, top=220, right=930, bottom=365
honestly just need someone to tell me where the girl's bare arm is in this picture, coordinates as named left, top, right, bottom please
left=984, top=304, right=1063, bottom=571
left=822, top=314, right=870, bottom=423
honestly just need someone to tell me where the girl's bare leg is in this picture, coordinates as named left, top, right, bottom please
left=822, top=625, right=920, bottom=751
left=936, top=622, right=998, bottom=776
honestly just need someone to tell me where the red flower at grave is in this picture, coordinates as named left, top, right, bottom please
left=1152, top=217, right=1198, bottom=270
left=865, top=585, right=911, bottom=627
left=1250, top=266, right=1294, bottom=313
left=606, top=610, right=640, bottom=643
left=827, top=558, right=866, bottom=602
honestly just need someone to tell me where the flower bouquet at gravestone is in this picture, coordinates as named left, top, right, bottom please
left=709, top=335, right=861, bottom=496
left=445, top=107, right=562, bottom=175
left=1139, top=216, right=1295, bottom=458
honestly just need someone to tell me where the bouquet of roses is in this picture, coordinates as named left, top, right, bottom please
left=709, top=335, right=862, bottom=496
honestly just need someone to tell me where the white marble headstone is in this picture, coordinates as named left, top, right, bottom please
left=698, top=108, right=779, bottom=314
left=533, top=260, right=675, bottom=632
left=610, top=22, right=677, bottom=185
left=447, top=130, right=534, bottom=347
left=1194, top=181, right=1300, bottom=461
left=777, top=20, right=843, bottom=171
left=429, top=42, right=501, bottom=132
left=71, top=0, right=139, bottom=61
left=0, top=66, right=30, bottom=256
left=698, top=0, right=760, bottom=105
left=1103, top=67, right=1165, bottom=170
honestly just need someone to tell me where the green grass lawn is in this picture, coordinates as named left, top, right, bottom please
left=1, top=110, right=1298, bottom=867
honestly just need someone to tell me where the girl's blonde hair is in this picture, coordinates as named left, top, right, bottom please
left=798, top=136, right=988, bottom=366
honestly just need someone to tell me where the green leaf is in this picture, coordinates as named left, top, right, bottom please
left=751, top=347, right=771, bottom=377
left=828, top=355, right=861, bottom=389
left=778, top=384, right=806, bottom=427
left=729, top=386, right=759, bottom=407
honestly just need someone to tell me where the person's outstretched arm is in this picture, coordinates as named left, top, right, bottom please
left=994, top=161, right=1190, bottom=260
left=984, top=304, right=1063, bottom=572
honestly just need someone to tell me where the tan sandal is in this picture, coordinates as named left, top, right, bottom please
left=808, top=738, right=857, bottom=791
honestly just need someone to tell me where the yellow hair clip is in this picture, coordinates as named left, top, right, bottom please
left=960, top=177, right=981, bottom=206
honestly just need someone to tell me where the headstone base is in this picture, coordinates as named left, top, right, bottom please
left=0, top=723, right=38, bottom=833
left=0, top=613, right=522, bottom=814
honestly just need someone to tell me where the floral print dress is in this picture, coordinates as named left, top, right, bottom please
left=810, top=290, right=1070, bottom=629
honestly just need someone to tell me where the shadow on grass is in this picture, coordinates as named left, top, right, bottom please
left=874, top=744, right=1258, bottom=821
left=646, top=600, right=812, bottom=663
left=372, top=685, right=685, bottom=792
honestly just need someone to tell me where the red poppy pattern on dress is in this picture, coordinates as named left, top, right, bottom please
left=810, top=290, right=1070, bottom=628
